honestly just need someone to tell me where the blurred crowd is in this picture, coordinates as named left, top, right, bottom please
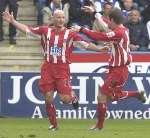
left=0, top=0, right=19, bottom=44
left=0, top=0, right=150, bottom=51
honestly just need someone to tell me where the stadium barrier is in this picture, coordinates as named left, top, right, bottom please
left=0, top=53, right=150, bottom=119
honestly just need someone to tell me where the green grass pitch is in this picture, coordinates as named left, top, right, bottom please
left=0, top=118, right=150, bottom=138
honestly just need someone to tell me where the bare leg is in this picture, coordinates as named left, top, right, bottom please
left=59, top=90, right=79, bottom=109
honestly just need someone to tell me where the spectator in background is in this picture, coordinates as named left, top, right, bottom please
left=141, top=3, right=150, bottom=24
left=35, top=0, right=46, bottom=25
left=0, top=0, right=18, bottom=44
left=67, top=0, right=94, bottom=28
left=94, top=0, right=120, bottom=12
left=134, top=0, right=150, bottom=12
left=120, top=0, right=135, bottom=22
left=92, top=1, right=113, bottom=45
left=42, top=0, right=69, bottom=25
left=76, top=4, right=141, bottom=51
left=80, top=2, right=113, bottom=45
left=125, top=9, right=149, bottom=51
left=93, top=1, right=113, bottom=31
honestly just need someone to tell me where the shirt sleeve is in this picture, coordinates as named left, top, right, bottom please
left=26, top=26, right=48, bottom=38
left=81, top=28, right=122, bottom=41
left=71, top=32, right=85, bottom=41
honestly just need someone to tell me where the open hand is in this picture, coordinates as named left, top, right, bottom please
left=81, top=6, right=95, bottom=13
left=2, top=11, right=15, bottom=23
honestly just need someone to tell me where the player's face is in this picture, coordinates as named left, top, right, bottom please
left=53, top=12, right=65, bottom=28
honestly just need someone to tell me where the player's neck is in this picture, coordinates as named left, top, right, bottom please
left=54, top=26, right=65, bottom=33
left=118, top=24, right=124, bottom=28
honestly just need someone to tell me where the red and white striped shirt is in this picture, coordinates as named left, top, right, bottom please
left=81, top=25, right=132, bottom=67
left=28, top=26, right=84, bottom=64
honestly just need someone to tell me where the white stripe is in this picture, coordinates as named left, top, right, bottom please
left=68, top=38, right=74, bottom=48
left=146, top=21, right=150, bottom=39
left=119, top=91, right=128, bottom=100
left=53, top=35, right=59, bottom=63
left=118, top=48, right=121, bottom=66
left=130, top=54, right=132, bottom=62
left=111, top=45, right=115, bottom=66
left=62, top=43, right=66, bottom=63
left=47, top=28, right=51, bottom=62
left=42, top=34, right=46, bottom=56
left=62, top=30, right=70, bottom=63
left=125, top=31, right=130, bottom=52
left=119, top=38, right=124, bottom=65
left=125, top=31, right=130, bottom=64
left=122, top=48, right=128, bottom=64
left=64, top=29, right=70, bottom=39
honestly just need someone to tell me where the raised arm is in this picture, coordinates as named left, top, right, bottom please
left=2, top=11, right=29, bottom=33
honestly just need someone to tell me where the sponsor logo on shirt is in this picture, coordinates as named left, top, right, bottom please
left=50, top=44, right=62, bottom=56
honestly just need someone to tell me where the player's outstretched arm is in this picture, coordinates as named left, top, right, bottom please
left=2, top=11, right=29, bottom=33
left=72, top=23, right=123, bottom=43
left=73, top=41, right=109, bottom=52
left=86, top=42, right=110, bottom=52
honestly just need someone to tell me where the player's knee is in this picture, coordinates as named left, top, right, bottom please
left=60, top=95, right=71, bottom=104
left=97, top=94, right=107, bottom=103
left=44, top=93, right=53, bottom=104
left=98, top=86, right=107, bottom=102
left=45, top=96, right=53, bottom=104
left=97, top=95, right=100, bottom=102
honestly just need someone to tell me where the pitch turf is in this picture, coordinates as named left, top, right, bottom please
left=0, top=118, right=150, bottom=138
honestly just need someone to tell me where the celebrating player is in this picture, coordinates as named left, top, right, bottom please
left=72, top=8, right=146, bottom=130
left=2, top=9, right=108, bottom=131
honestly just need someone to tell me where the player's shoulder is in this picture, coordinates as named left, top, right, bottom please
left=33, top=25, right=48, bottom=29
left=114, top=25, right=127, bottom=36
left=119, top=25, right=128, bottom=32
left=41, top=25, right=51, bottom=31
left=32, top=25, right=49, bottom=32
